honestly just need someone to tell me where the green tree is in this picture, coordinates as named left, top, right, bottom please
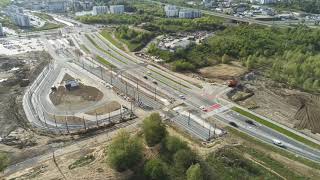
left=174, top=149, right=198, bottom=172
left=246, top=55, right=255, bottom=70
left=144, top=158, right=168, bottom=180
left=107, top=130, right=143, bottom=171
left=0, top=152, right=8, bottom=172
left=186, top=163, right=203, bottom=180
left=162, top=136, right=189, bottom=155
left=303, top=78, right=314, bottom=90
left=143, top=113, right=167, bottom=147
left=312, top=79, right=320, bottom=91
left=221, top=54, right=231, bottom=64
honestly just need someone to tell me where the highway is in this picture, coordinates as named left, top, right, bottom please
left=17, top=13, right=320, bottom=162
left=78, top=31, right=320, bottom=162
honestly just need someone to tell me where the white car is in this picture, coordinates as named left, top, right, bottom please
left=272, top=139, right=285, bottom=148
left=179, top=95, right=186, bottom=100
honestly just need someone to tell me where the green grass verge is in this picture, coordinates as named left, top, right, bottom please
left=33, top=12, right=54, bottom=21
left=100, top=29, right=126, bottom=51
left=148, top=68, right=190, bottom=89
left=98, top=32, right=191, bottom=90
left=32, top=22, right=63, bottom=32
left=0, top=151, right=9, bottom=172
left=236, top=145, right=308, bottom=179
left=85, top=34, right=127, bottom=64
left=96, top=55, right=115, bottom=68
left=232, top=106, right=320, bottom=150
left=226, top=127, right=320, bottom=170
left=0, top=0, right=10, bottom=8
left=80, top=44, right=90, bottom=53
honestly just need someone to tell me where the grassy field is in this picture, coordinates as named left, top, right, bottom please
left=232, top=107, right=320, bottom=150
left=226, top=126, right=320, bottom=170
left=100, top=29, right=126, bottom=51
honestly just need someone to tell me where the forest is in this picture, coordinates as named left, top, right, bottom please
left=148, top=25, right=320, bottom=92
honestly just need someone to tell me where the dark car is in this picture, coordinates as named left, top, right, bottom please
left=143, top=75, right=148, bottom=79
left=229, top=122, right=239, bottom=128
left=245, top=120, right=255, bottom=126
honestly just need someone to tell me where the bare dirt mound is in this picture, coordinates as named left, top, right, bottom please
left=294, top=95, right=320, bottom=134
left=50, top=83, right=103, bottom=106
left=86, top=101, right=121, bottom=115
left=199, top=62, right=247, bottom=81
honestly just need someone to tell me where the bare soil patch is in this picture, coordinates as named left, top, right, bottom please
left=47, top=114, right=87, bottom=125
left=294, top=95, right=320, bottom=134
left=85, top=101, right=121, bottom=115
left=199, top=62, right=247, bottom=82
left=49, top=83, right=103, bottom=107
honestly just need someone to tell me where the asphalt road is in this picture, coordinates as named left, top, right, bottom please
left=80, top=32, right=320, bottom=162
left=19, top=13, right=320, bottom=163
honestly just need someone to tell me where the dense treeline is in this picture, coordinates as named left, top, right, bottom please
left=272, top=0, right=320, bottom=14
left=142, top=16, right=224, bottom=33
left=115, top=26, right=155, bottom=51
left=77, top=14, right=154, bottom=25
left=149, top=25, right=320, bottom=92
left=107, top=113, right=290, bottom=179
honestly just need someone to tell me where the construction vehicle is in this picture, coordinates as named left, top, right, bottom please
left=228, top=79, right=238, bottom=87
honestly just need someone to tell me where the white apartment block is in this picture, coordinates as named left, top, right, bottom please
left=109, top=5, right=124, bottom=14
left=164, top=5, right=179, bottom=17
left=92, top=6, right=108, bottom=15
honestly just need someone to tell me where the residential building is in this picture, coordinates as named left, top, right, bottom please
left=0, top=23, right=4, bottom=36
left=92, top=6, right=108, bottom=15
left=179, top=9, right=202, bottom=19
left=203, top=0, right=213, bottom=7
left=46, top=0, right=67, bottom=13
left=260, top=0, right=276, bottom=4
left=6, top=5, right=31, bottom=27
left=80, top=1, right=93, bottom=11
left=109, top=5, right=124, bottom=14
left=12, top=13, right=31, bottom=27
left=164, top=5, right=179, bottom=17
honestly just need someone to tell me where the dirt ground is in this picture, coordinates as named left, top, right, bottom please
left=197, top=60, right=320, bottom=140
left=0, top=51, right=50, bottom=137
left=49, top=82, right=103, bottom=110
left=86, top=101, right=121, bottom=115
left=199, top=61, right=247, bottom=82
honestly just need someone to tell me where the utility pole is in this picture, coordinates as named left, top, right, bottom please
left=120, top=106, right=122, bottom=121
left=96, top=111, right=99, bottom=127
left=83, top=116, right=87, bottom=131
left=136, top=81, right=140, bottom=103
left=125, top=81, right=128, bottom=96
left=100, top=66, right=103, bottom=80
left=54, top=115, right=57, bottom=128
left=43, top=111, right=47, bottom=127
left=65, top=120, right=69, bottom=134
left=188, top=111, right=190, bottom=126
left=208, top=127, right=211, bottom=141
left=110, top=67, right=113, bottom=85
